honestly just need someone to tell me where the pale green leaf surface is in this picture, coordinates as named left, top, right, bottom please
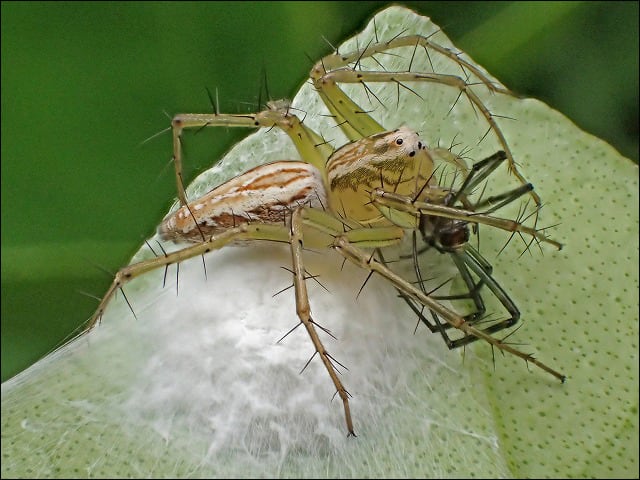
left=2, top=6, right=638, bottom=478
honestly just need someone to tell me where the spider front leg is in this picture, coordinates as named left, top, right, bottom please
left=373, top=188, right=562, bottom=250
left=310, top=34, right=541, bottom=207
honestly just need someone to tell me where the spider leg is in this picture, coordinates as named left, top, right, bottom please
left=381, top=243, right=492, bottom=349
left=372, top=188, right=563, bottom=250
left=290, top=208, right=355, bottom=436
left=435, top=249, right=488, bottom=326
left=414, top=245, right=521, bottom=349
left=85, top=223, right=290, bottom=332
left=171, top=102, right=334, bottom=205
left=447, top=246, right=520, bottom=345
left=329, top=231, right=565, bottom=383
left=310, top=34, right=540, bottom=207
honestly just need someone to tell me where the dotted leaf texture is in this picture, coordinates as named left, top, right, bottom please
left=2, top=6, right=638, bottom=478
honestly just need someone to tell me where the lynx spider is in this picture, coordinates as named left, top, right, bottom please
left=86, top=27, right=565, bottom=436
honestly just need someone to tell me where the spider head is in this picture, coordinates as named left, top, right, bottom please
left=327, top=126, right=434, bottom=224
left=420, top=214, right=470, bottom=253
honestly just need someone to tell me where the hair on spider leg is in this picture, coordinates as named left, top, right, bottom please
left=359, top=80, right=386, bottom=109
left=277, top=312, right=340, bottom=346
left=256, top=66, right=271, bottom=112
left=352, top=38, right=373, bottom=72
left=80, top=256, right=141, bottom=326
left=431, top=132, right=470, bottom=159
left=481, top=321, right=546, bottom=374
left=139, top=124, right=173, bottom=149
left=274, top=265, right=330, bottom=297
left=356, top=265, right=376, bottom=300
left=320, top=34, right=340, bottom=56
left=323, top=350, right=349, bottom=374
left=392, top=79, right=424, bottom=109
left=406, top=37, right=422, bottom=73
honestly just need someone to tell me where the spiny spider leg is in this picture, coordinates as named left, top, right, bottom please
left=170, top=101, right=333, bottom=206
left=85, top=223, right=291, bottom=332
left=384, top=242, right=498, bottom=349
left=309, top=34, right=539, bottom=206
left=328, top=229, right=565, bottom=383
left=409, top=228, right=488, bottom=329
left=290, top=208, right=355, bottom=436
left=386, top=254, right=487, bottom=340
left=374, top=189, right=562, bottom=250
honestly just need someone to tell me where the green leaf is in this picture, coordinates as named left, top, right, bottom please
left=2, top=6, right=637, bottom=478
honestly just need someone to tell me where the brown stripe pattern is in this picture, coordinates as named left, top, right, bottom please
left=159, top=161, right=327, bottom=242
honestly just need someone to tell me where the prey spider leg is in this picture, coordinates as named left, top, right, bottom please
left=433, top=247, right=521, bottom=348
left=370, top=147, right=561, bottom=350
left=326, top=225, right=565, bottom=383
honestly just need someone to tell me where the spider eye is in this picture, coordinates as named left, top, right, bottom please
left=395, top=138, right=403, bottom=145
left=409, top=151, right=415, bottom=157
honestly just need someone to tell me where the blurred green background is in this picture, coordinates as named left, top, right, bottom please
left=2, top=1, right=638, bottom=382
